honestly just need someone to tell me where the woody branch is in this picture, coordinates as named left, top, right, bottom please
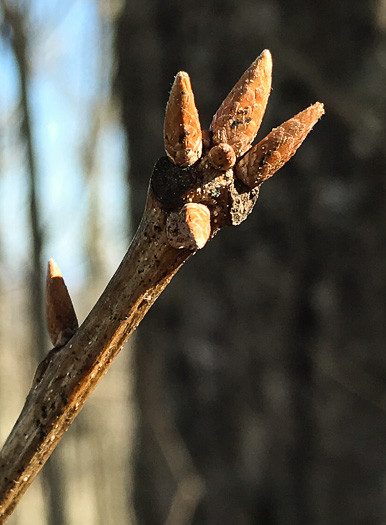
left=0, top=50, right=323, bottom=522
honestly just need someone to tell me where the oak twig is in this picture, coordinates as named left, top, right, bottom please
left=0, top=49, right=324, bottom=521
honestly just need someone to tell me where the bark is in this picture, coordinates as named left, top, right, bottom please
left=0, top=189, right=190, bottom=521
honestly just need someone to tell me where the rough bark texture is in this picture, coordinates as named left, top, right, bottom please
left=0, top=191, right=191, bottom=521
left=115, top=1, right=386, bottom=524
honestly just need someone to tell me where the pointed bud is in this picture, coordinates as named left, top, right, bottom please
left=210, top=49, right=272, bottom=158
left=164, top=71, right=202, bottom=168
left=235, top=102, right=325, bottom=188
left=166, top=203, right=211, bottom=250
left=46, top=259, right=78, bottom=347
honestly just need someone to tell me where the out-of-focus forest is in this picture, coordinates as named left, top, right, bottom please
left=1, top=0, right=386, bottom=524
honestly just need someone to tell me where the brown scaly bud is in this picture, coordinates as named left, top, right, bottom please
left=166, top=203, right=211, bottom=250
left=46, top=259, right=79, bottom=347
left=235, top=102, right=325, bottom=188
left=164, top=71, right=202, bottom=168
left=208, top=143, right=236, bottom=170
left=210, top=49, right=272, bottom=158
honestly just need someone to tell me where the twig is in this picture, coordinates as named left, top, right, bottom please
left=0, top=49, right=323, bottom=521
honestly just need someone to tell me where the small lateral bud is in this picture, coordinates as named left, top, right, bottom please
left=164, top=71, right=202, bottom=168
left=235, top=102, right=325, bottom=188
left=166, top=203, right=211, bottom=250
left=208, top=143, right=236, bottom=170
left=46, top=259, right=78, bottom=347
left=210, top=49, right=272, bottom=158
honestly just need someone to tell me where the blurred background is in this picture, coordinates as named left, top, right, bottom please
left=1, top=0, right=386, bottom=524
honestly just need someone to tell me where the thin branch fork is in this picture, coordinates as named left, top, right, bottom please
left=0, top=50, right=324, bottom=521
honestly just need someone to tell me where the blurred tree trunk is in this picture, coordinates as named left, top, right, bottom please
left=0, top=2, right=67, bottom=524
left=115, top=1, right=386, bottom=523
